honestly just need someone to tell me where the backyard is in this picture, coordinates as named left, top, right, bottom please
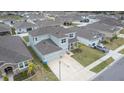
left=71, top=43, right=105, bottom=67
left=26, top=47, right=58, bottom=81
left=90, top=57, right=114, bottom=73
left=103, top=38, right=124, bottom=50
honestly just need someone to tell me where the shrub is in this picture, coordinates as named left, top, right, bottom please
left=102, top=40, right=109, bottom=44
left=110, top=35, right=118, bottom=42
left=72, top=48, right=82, bottom=53
left=3, top=76, right=9, bottom=81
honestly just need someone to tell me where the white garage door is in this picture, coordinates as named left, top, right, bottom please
left=44, top=50, right=65, bottom=62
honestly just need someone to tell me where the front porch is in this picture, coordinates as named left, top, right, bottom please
left=68, top=41, right=79, bottom=50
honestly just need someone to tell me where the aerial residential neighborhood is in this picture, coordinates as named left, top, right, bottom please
left=1, top=11, right=124, bottom=81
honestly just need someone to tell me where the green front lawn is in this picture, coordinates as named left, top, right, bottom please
left=104, top=38, right=124, bottom=50
left=23, top=36, right=29, bottom=42
left=90, top=57, right=114, bottom=73
left=71, top=44, right=105, bottom=67
left=119, top=48, right=124, bottom=54
left=26, top=47, right=58, bottom=81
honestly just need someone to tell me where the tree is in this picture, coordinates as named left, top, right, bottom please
left=27, top=62, right=36, bottom=76
left=110, top=35, right=118, bottom=42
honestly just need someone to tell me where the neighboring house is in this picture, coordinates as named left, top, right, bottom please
left=77, top=27, right=104, bottom=47
left=0, top=36, right=32, bottom=75
left=29, top=26, right=78, bottom=63
left=34, top=19, right=62, bottom=28
left=99, top=17, right=123, bottom=27
left=0, top=23, right=12, bottom=36
left=2, top=19, right=17, bottom=27
left=86, top=22, right=122, bottom=38
left=25, top=13, right=45, bottom=22
left=14, top=21, right=38, bottom=34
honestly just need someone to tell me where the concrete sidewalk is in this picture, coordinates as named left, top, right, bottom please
left=86, top=49, right=123, bottom=70
left=114, top=45, right=124, bottom=52
left=118, top=34, right=124, bottom=38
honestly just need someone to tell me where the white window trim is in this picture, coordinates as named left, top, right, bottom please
left=61, top=38, right=66, bottom=43
left=18, top=61, right=28, bottom=70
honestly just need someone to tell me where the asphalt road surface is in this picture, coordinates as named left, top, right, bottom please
left=93, top=57, right=124, bottom=81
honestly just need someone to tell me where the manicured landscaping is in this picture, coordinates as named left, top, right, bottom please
left=90, top=57, right=114, bottom=73
left=119, top=48, right=124, bottom=54
left=26, top=47, right=58, bottom=81
left=104, top=38, right=124, bottom=50
left=14, top=70, right=35, bottom=81
left=71, top=43, right=105, bottom=67
left=11, top=27, right=16, bottom=35
left=23, top=36, right=29, bottom=42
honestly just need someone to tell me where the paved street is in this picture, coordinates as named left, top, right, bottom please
left=48, top=54, right=96, bottom=81
left=93, top=57, right=124, bottom=81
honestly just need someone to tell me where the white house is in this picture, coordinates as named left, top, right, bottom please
left=29, top=26, right=78, bottom=64
left=77, top=27, right=104, bottom=47
left=14, top=21, right=38, bottom=34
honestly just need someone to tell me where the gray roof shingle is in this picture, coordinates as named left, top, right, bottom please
left=0, top=36, right=32, bottom=64
left=35, top=39, right=62, bottom=55
left=0, top=23, right=11, bottom=33
left=29, top=26, right=77, bottom=38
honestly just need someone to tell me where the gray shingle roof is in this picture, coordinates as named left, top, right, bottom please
left=55, top=15, right=82, bottom=22
left=86, top=22, right=121, bottom=33
left=0, top=23, right=11, bottom=33
left=68, top=38, right=78, bottom=44
left=0, top=36, right=32, bottom=64
left=77, top=27, right=103, bottom=40
left=14, top=21, right=37, bottom=29
left=29, top=26, right=77, bottom=38
left=35, top=39, right=62, bottom=55
left=34, top=20, right=61, bottom=27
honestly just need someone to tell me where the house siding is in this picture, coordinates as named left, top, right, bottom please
left=77, top=36, right=100, bottom=46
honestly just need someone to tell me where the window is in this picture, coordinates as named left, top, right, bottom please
left=35, top=37, right=37, bottom=41
left=19, top=29, right=21, bottom=31
left=69, top=33, right=73, bottom=38
left=24, top=61, right=28, bottom=67
left=27, top=28, right=32, bottom=31
left=19, top=63, right=23, bottom=68
left=61, top=39, right=66, bottom=43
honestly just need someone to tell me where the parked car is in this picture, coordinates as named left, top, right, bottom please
left=94, top=45, right=109, bottom=53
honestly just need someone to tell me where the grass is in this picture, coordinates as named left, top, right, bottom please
left=120, top=29, right=124, bottom=34
left=26, top=47, right=58, bottom=81
left=14, top=70, right=35, bottom=81
left=0, top=15, right=22, bottom=20
left=90, top=57, right=114, bottom=73
left=23, top=36, right=29, bottom=42
left=119, top=48, right=124, bottom=54
left=104, top=38, right=124, bottom=50
left=71, top=43, right=105, bottom=67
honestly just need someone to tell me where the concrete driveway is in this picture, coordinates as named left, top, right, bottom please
left=48, top=54, right=96, bottom=81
